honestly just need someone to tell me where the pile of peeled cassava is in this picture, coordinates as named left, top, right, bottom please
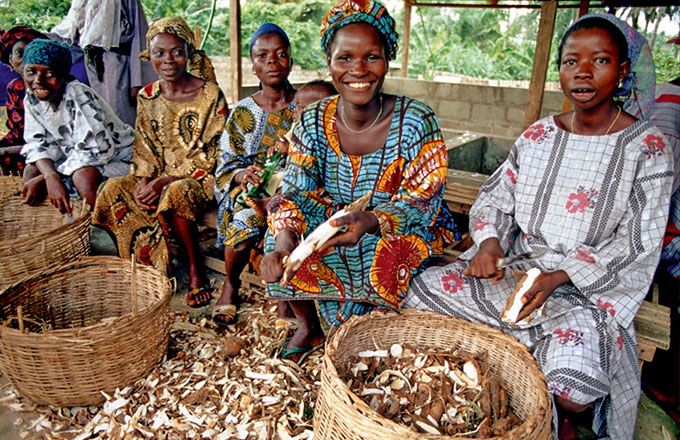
left=344, top=344, right=520, bottom=437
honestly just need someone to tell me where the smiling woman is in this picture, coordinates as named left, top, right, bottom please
left=92, top=16, right=228, bottom=309
left=259, top=0, right=458, bottom=363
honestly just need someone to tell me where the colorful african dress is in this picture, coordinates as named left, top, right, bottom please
left=265, top=96, right=454, bottom=326
left=214, top=96, right=296, bottom=247
left=21, top=80, right=133, bottom=178
left=0, top=79, right=27, bottom=175
left=404, top=116, right=674, bottom=439
left=92, top=80, right=227, bottom=272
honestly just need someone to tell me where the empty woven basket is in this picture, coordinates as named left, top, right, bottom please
left=0, top=196, right=90, bottom=291
left=0, top=256, right=173, bottom=406
left=315, top=310, right=552, bottom=440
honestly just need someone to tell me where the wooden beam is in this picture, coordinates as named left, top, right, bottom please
left=522, top=0, right=557, bottom=129
left=229, top=0, right=242, bottom=104
left=401, top=1, right=412, bottom=78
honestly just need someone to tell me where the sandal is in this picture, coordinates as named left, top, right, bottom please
left=280, top=337, right=324, bottom=364
left=212, top=304, right=238, bottom=327
left=185, top=285, right=212, bottom=308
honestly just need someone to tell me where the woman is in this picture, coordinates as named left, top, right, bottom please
left=0, top=26, right=47, bottom=175
left=213, top=23, right=297, bottom=325
left=19, top=39, right=133, bottom=214
left=260, top=0, right=456, bottom=362
left=92, top=17, right=227, bottom=307
left=404, top=14, right=672, bottom=439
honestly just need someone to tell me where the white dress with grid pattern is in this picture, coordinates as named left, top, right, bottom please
left=404, top=116, right=673, bottom=439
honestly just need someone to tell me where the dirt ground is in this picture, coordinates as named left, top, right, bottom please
left=0, top=231, right=677, bottom=438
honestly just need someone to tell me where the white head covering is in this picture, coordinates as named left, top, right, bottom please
left=51, top=0, right=121, bottom=50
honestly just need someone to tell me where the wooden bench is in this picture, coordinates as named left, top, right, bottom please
left=199, top=169, right=671, bottom=366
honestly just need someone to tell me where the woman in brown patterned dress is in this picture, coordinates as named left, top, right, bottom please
left=92, top=17, right=228, bottom=307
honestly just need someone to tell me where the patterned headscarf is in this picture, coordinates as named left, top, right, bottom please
left=22, top=39, right=72, bottom=78
left=320, top=0, right=398, bottom=61
left=249, top=23, right=290, bottom=57
left=140, top=16, right=217, bottom=83
left=560, top=13, right=656, bottom=120
left=0, top=26, right=47, bottom=65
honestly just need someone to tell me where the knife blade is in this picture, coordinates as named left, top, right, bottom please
left=496, top=250, right=546, bottom=270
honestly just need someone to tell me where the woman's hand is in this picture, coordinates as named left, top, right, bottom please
left=44, top=172, right=72, bottom=215
left=321, top=211, right=379, bottom=250
left=515, top=270, right=570, bottom=322
left=134, top=176, right=171, bottom=210
left=237, top=165, right=264, bottom=192
left=260, top=230, right=297, bottom=283
left=464, top=237, right=504, bottom=281
left=22, top=175, right=47, bottom=206
left=267, top=138, right=289, bottom=157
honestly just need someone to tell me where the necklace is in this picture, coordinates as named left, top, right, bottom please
left=339, top=95, right=383, bottom=134
left=570, top=106, right=622, bottom=135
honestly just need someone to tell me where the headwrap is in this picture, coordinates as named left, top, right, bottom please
left=140, top=16, right=216, bottom=83
left=22, top=39, right=72, bottom=78
left=560, top=13, right=656, bottom=120
left=320, top=0, right=398, bottom=61
left=0, top=26, right=47, bottom=65
left=249, top=23, right=290, bottom=57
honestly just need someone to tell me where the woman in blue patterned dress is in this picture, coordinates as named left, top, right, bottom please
left=212, top=23, right=297, bottom=326
left=260, top=0, right=457, bottom=362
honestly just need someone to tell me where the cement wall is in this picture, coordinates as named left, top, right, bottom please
left=381, top=77, right=565, bottom=139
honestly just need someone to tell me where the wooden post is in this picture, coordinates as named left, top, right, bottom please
left=522, top=0, right=557, bottom=129
left=229, top=0, right=242, bottom=104
left=562, top=0, right=590, bottom=113
left=401, top=0, right=412, bottom=78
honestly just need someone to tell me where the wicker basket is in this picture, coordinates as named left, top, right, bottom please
left=0, top=256, right=173, bottom=406
left=315, top=310, right=552, bottom=440
left=0, top=175, right=23, bottom=200
left=0, top=196, right=90, bottom=291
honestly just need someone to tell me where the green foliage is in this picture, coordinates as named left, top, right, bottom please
left=0, top=0, right=70, bottom=32
left=1, top=0, right=678, bottom=84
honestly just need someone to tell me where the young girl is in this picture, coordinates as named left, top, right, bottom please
left=404, top=14, right=672, bottom=439
left=20, top=39, right=132, bottom=214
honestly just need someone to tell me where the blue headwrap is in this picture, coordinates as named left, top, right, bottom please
left=249, top=23, right=290, bottom=57
left=560, top=13, right=656, bottom=120
left=22, top=38, right=72, bottom=78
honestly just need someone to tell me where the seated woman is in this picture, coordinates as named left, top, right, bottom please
left=92, top=17, right=227, bottom=307
left=212, top=23, right=297, bottom=326
left=404, top=14, right=672, bottom=440
left=260, top=0, right=457, bottom=362
left=19, top=39, right=133, bottom=214
left=0, top=26, right=46, bottom=176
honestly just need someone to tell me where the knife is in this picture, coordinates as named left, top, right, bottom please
left=496, top=250, right=546, bottom=270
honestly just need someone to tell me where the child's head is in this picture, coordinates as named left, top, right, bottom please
left=0, top=26, right=47, bottom=74
left=294, top=80, right=337, bottom=121
left=557, top=16, right=630, bottom=110
left=22, top=39, right=72, bottom=102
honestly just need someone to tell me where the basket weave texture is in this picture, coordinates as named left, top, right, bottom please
left=315, top=310, right=552, bottom=440
left=0, top=176, right=23, bottom=200
left=0, top=196, right=90, bottom=291
left=0, top=256, right=173, bottom=406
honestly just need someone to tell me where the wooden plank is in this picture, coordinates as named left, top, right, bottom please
left=202, top=255, right=266, bottom=290
left=444, top=169, right=487, bottom=212
left=401, top=1, right=412, bottom=78
left=522, top=0, right=557, bottom=129
left=229, top=0, right=242, bottom=104
left=634, top=300, right=671, bottom=351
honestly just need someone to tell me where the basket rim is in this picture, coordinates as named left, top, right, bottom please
left=322, top=309, right=551, bottom=439
left=0, top=197, right=91, bottom=248
left=0, top=256, right=173, bottom=339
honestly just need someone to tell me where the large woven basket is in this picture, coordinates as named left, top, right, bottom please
left=0, top=175, right=23, bottom=200
left=0, top=196, right=90, bottom=291
left=315, top=310, right=552, bottom=440
left=0, top=256, right=174, bottom=406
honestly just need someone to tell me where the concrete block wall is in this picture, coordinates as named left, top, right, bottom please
left=382, top=78, right=564, bottom=139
